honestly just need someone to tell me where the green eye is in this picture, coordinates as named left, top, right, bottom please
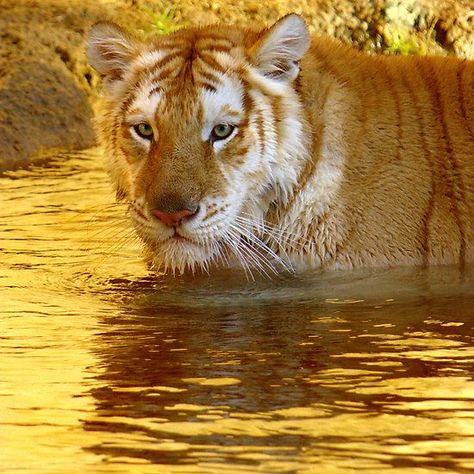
left=210, top=124, right=235, bottom=142
left=133, top=122, right=154, bottom=140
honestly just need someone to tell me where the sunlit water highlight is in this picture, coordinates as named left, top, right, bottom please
left=1, top=149, right=473, bottom=473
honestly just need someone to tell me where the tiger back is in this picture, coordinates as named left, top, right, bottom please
left=86, top=14, right=474, bottom=275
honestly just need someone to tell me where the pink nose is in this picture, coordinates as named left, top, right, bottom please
left=151, top=208, right=197, bottom=227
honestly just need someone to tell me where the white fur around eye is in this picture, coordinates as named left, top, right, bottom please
left=130, top=125, right=153, bottom=146
left=211, top=126, right=238, bottom=152
left=199, top=74, right=244, bottom=152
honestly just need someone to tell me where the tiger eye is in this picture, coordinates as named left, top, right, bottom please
left=211, top=124, right=235, bottom=141
left=133, top=122, right=154, bottom=140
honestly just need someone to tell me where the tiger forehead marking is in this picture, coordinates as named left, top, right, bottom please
left=87, top=14, right=474, bottom=276
left=125, top=39, right=245, bottom=136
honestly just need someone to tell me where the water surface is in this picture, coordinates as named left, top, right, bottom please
left=1, top=150, right=473, bottom=473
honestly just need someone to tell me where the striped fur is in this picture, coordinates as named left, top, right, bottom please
left=87, top=14, right=474, bottom=275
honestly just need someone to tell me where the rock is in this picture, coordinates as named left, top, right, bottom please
left=0, top=0, right=150, bottom=171
left=0, top=59, right=95, bottom=171
left=0, top=31, right=96, bottom=171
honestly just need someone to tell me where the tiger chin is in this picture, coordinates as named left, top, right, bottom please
left=86, top=14, right=474, bottom=276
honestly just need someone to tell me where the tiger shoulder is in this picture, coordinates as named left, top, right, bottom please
left=86, top=14, right=474, bottom=275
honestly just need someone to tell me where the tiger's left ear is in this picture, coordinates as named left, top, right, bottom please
left=86, top=21, right=140, bottom=87
left=251, top=14, right=310, bottom=82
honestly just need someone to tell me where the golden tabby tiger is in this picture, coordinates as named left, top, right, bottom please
left=87, top=14, right=474, bottom=275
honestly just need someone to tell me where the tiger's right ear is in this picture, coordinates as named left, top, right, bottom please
left=86, top=21, right=139, bottom=84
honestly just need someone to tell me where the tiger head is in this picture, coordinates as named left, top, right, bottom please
left=87, top=14, right=310, bottom=274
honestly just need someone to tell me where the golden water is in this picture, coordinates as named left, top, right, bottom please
left=1, top=149, right=473, bottom=473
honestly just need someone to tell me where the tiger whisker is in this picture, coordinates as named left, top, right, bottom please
left=228, top=221, right=293, bottom=274
left=221, top=232, right=256, bottom=281
left=227, top=226, right=280, bottom=278
left=235, top=213, right=310, bottom=254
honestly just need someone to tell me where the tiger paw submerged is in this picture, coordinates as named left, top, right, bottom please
left=86, top=14, right=474, bottom=275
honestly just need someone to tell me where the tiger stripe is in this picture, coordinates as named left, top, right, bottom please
left=381, top=62, right=403, bottom=162
left=400, top=69, right=436, bottom=267
left=420, top=60, right=467, bottom=266
left=457, top=61, right=474, bottom=142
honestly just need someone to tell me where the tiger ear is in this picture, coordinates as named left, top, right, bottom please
left=86, top=21, right=139, bottom=85
left=251, top=14, right=310, bottom=82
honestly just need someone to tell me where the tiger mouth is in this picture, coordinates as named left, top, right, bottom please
left=129, top=207, right=193, bottom=242
left=143, top=226, right=202, bottom=248
left=166, top=231, right=195, bottom=244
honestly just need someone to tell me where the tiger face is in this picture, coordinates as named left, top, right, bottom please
left=87, top=15, right=310, bottom=274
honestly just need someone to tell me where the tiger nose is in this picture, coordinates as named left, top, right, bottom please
left=151, top=206, right=199, bottom=227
